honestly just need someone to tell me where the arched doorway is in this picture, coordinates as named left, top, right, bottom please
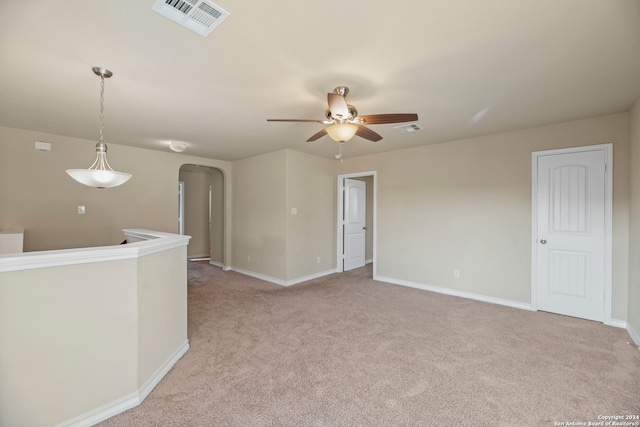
left=179, top=164, right=225, bottom=267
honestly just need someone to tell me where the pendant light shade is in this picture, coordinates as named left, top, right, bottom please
left=66, top=142, right=131, bottom=188
left=66, top=67, right=131, bottom=189
left=325, top=123, right=358, bottom=142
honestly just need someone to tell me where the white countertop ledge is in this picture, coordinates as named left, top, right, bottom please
left=0, top=229, right=191, bottom=273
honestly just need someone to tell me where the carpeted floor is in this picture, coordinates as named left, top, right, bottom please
left=100, top=262, right=640, bottom=426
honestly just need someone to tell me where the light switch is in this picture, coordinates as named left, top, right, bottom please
left=78, top=206, right=86, bottom=215
left=291, top=207, right=298, bottom=215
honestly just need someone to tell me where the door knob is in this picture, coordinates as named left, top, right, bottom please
left=362, top=227, right=367, bottom=230
left=540, top=239, right=547, bottom=244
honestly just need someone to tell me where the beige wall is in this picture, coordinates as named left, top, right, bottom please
left=232, top=150, right=287, bottom=279
left=2, top=113, right=636, bottom=331
left=232, top=149, right=336, bottom=282
left=0, top=259, right=139, bottom=426
left=0, top=238, right=189, bottom=427
left=338, top=113, right=630, bottom=320
left=179, top=166, right=211, bottom=257
left=0, top=126, right=232, bottom=264
left=210, top=167, right=225, bottom=265
left=285, top=150, right=335, bottom=280
left=629, top=100, right=640, bottom=337
left=137, top=246, right=188, bottom=386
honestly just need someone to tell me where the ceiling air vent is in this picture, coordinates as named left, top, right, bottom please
left=153, top=0, right=230, bottom=37
left=394, top=123, right=422, bottom=134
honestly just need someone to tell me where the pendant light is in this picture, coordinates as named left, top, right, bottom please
left=66, top=67, right=132, bottom=189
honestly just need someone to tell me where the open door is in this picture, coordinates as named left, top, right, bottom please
left=343, top=178, right=366, bottom=271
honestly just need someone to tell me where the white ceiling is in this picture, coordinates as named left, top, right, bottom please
left=1, top=0, right=639, bottom=161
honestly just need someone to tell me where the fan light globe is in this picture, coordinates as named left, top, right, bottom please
left=326, top=123, right=358, bottom=142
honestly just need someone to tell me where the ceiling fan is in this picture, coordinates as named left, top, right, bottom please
left=267, top=86, right=418, bottom=143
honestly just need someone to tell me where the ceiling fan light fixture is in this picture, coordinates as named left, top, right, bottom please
left=326, top=123, right=358, bottom=142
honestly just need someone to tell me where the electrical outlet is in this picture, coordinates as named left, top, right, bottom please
left=247, top=255, right=251, bottom=262
left=453, top=269, right=461, bottom=279
left=77, top=206, right=86, bottom=215
left=317, top=256, right=321, bottom=264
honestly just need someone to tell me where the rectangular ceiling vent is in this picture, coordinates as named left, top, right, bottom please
left=153, top=0, right=230, bottom=37
left=393, top=123, right=422, bottom=134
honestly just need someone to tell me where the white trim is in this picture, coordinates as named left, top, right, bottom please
left=337, top=171, right=377, bottom=276
left=178, top=181, right=185, bottom=235
left=375, top=275, right=533, bottom=311
left=0, top=245, right=140, bottom=272
left=229, top=267, right=337, bottom=287
left=56, top=392, right=140, bottom=427
left=138, top=341, right=190, bottom=401
left=0, top=229, right=190, bottom=272
left=366, top=258, right=373, bottom=264
left=610, top=319, right=627, bottom=329
left=627, top=324, right=640, bottom=350
left=208, top=260, right=225, bottom=268
left=123, top=229, right=191, bottom=257
left=187, top=253, right=210, bottom=260
left=229, top=267, right=286, bottom=285
left=530, top=143, right=613, bottom=325
left=285, top=269, right=339, bottom=286
left=56, top=340, right=189, bottom=427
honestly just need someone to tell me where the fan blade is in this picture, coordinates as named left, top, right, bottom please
left=357, top=113, right=418, bottom=125
left=307, top=128, right=328, bottom=142
left=267, top=119, right=325, bottom=123
left=327, top=93, right=349, bottom=119
left=356, top=125, right=383, bottom=142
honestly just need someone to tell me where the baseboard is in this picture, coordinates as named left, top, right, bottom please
left=57, top=340, right=190, bottom=427
left=285, top=269, right=338, bottom=286
left=627, top=323, right=640, bottom=350
left=57, top=392, right=140, bottom=427
left=139, top=340, right=190, bottom=401
left=229, top=267, right=286, bottom=285
left=208, top=260, right=225, bottom=268
left=374, top=275, right=533, bottom=312
left=187, top=254, right=209, bottom=260
left=230, top=267, right=337, bottom=287
left=610, top=318, right=627, bottom=329
left=366, top=258, right=373, bottom=264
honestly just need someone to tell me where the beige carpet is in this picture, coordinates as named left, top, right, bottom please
left=100, top=263, right=640, bottom=426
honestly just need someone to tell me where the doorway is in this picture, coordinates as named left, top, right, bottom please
left=337, top=171, right=376, bottom=275
left=531, top=144, right=612, bottom=324
left=179, top=165, right=225, bottom=266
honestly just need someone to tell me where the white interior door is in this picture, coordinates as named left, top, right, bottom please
left=536, top=149, right=606, bottom=321
left=344, top=178, right=366, bottom=271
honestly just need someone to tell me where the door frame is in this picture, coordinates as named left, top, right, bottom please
left=178, top=181, right=185, bottom=235
left=337, top=171, right=377, bottom=274
left=530, top=143, right=613, bottom=324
